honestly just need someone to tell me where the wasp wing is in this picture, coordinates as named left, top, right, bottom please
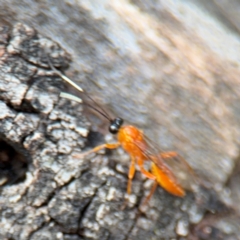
left=133, top=133, right=198, bottom=194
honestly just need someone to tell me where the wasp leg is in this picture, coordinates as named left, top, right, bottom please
left=73, top=142, right=121, bottom=158
left=127, top=156, right=136, bottom=195
left=160, top=151, right=178, bottom=158
left=142, top=181, right=158, bottom=206
left=137, top=157, right=156, bottom=180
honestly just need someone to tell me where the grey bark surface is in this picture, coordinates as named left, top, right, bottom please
left=0, top=0, right=240, bottom=239
left=1, top=24, right=210, bottom=240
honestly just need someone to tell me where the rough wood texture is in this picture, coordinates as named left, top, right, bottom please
left=1, top=23, right=212, bottom=240
left=0, top=0, right=240, bottom=239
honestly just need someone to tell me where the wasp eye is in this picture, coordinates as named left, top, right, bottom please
left=109, top=118, right=124, bottom=134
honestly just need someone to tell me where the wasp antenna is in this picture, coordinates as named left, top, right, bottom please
left=84, top=93, right=112, bottom=120
left=47, top=57, right=113, bottom=121
left=60, top=92, right=82, bottom=103
left=47, top=58, right=83, bottom=93
left=85, top=103, right=112, bottom=121
left=60, top=92, right=111, bottom=121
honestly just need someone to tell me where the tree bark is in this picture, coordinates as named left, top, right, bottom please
left=0, top=1, right=240, bottom=239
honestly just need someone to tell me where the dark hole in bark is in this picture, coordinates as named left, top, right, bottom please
left=0, top=140, right=28, bottom=186
left=86, top=130, right=104, bottom=149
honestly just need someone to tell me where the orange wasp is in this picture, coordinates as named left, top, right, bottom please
left=48, top=60, right=197, bottom=203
